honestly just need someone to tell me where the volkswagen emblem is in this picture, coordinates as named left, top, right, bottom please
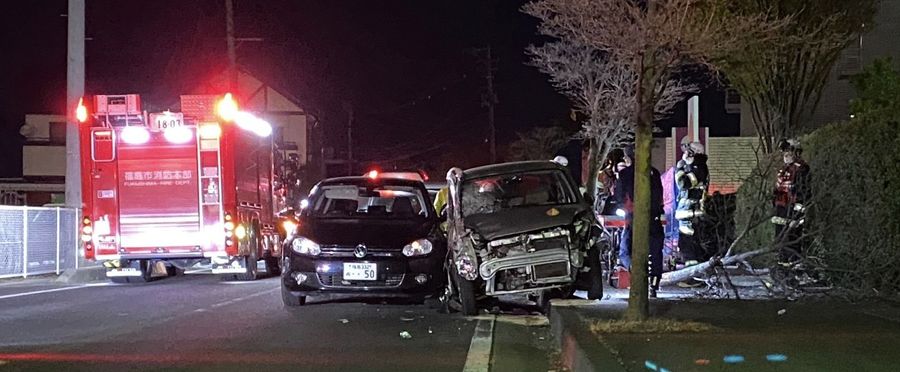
left=354, top=244, right=368, bottom=258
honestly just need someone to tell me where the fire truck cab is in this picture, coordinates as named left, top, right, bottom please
left=78, top=93, right=284, bottom=282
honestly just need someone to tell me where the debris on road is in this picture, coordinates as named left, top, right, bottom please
left=399, top=331, right=412, bottom=339
left=694, top=359, right=711, bottom=365
left=427, top=327, right=433, bottom=334
left=338, top=319, right=350, bottom=324
left=766, top=354, right=788, bottom=362
left=777, top=309, right=787, bottom=315
left=400, top=316, right=415, bottom=322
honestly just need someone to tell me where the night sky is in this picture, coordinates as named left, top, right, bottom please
left=1, top=0, right=736, bottom=178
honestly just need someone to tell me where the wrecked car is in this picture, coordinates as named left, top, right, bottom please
left=442, top=161, right=603, bottom=315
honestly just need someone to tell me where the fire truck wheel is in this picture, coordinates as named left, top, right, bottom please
left=234, top=225, right=261, bottom=281
left=264, top=256, right=282, bottom=276
left=166, top=265, right=184, bottom=277
left=282, top=285, right=306, bottom=307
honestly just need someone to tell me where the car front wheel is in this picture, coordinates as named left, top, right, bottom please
left=454, top=266, right=478, bottom=316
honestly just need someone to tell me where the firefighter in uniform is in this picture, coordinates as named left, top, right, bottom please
left=772, top=139, right=810, bottom=264
left=674, top=142, right=709, bottom=266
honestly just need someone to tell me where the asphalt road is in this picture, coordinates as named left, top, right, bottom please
left=0, top=274, right=556, bottom=372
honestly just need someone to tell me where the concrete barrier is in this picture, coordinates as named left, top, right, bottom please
left=55, top=266, right=107, bottom=284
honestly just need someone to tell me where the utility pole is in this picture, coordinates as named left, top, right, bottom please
left=477, top=45, right=498, bottom=163
left=345, top=103, right=354, bottom=175
left=65, top=0, right=85, bottom=209
left=225, top=0, right=237, bottom=91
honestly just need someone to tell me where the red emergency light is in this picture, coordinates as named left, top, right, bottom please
left=75, top=98, right=89, bottom=123
left=216, top=93, right=239, bottom=122
left=367, top=170, right=379, bottom=179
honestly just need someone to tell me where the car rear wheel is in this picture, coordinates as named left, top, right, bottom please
left=281, top=285, right=306, bottom=307
left=454, top=266, right=478, bottom=316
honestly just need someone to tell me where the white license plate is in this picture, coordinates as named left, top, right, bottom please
left=343, top=263, right=377, bottom=281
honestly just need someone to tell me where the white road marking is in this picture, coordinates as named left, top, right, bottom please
left=0, top=283, right=110, bottom=300
left=463, top=315, right=495, bottom=372
left=209, top=288, right=277, bottom=309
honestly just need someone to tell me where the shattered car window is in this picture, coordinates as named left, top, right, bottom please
left=460, top=170, right=576, bottom=216
left=311, top=185, right=428, bottom=218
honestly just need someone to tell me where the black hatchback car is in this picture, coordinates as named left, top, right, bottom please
left=281, top=176, right=447, bottom=306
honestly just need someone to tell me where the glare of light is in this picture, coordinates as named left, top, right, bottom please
left=199, top=124, right=222, bottom=139
left=120, top=126, right=150, bottom=145
left=234, top=224, right=247, bottom=240
left=615, top=209, right=626, bottom=217
left=234, top=111, right=273, bottom=137
left=367, top=170, right=379, bottom=179
left=282, top=220, right=297, bottom=233
left=216, top=93, right=239, bottom=121
left=299, top=199, right=309, bottom=209
left=163, top=126, right=193, bottom=144
left=76, top=97, right=89, bottom=123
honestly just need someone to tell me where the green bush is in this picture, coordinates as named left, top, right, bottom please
left=804, top=118, right=900, bottom=296
left=732, top=153, right=779, bottom=256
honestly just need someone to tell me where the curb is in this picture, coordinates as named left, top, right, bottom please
left=55, top=266, right=107, bottom=284
left=549, top=301, right=625, bottom=372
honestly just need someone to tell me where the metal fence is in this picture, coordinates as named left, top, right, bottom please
left=0, top=205, right=86, bottom=279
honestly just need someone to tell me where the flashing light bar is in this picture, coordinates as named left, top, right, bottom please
left=163, top=126, right=193, bottom=144
left=121, top=126, right=150, bottom=145
left=233, top=111, right=273, bottom=138
left=216, top=93, right=239, bottom=122
left=75, top=97, right=89, bottom=123
left=199, top=124, right=222, bottom=139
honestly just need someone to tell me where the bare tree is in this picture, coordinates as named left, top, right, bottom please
left=527, top=41, right=696, bottom=196
left=721, top=0, right=877, bottom=153
left=506, top=125, right=573, bottom=161
left=525, top=0, right=785, bottom=320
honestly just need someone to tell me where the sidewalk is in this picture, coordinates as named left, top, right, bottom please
left=551, top=288, right=900, bottom=371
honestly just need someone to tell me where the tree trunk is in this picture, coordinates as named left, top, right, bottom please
left=584, top=138, right=601, bottom=202
left=625, top=58, right=655, bottom=322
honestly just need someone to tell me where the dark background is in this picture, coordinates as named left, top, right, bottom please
left=1, top=0, right=738, bottom=178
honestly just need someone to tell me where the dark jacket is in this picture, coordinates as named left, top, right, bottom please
left=615, top=165, right=665, bottom=236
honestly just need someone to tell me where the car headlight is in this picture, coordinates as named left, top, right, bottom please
left=402, top=239, right=433, bottom=257
left=291, top=237, right=321, bottom=256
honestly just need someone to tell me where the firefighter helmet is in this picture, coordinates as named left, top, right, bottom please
left=778, top=139, right=802, bottom=154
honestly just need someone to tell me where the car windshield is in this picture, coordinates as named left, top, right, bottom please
left=460, top=170, right=577, bottom=216
left=310, top=184, right=429, bottom=219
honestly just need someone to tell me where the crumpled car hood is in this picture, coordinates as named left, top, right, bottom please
left=463, top=204, right=587, bottom=241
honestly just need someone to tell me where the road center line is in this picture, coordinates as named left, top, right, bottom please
left=463, top=315, right=495, bottom=372
left=0, top=283, right=110, bottom=301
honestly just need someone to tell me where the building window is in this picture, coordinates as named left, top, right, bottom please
left=725, top=88, right=741, bottom=114
left=838, top=34, right=863, bottom=80
left=49, top=122, right=67, bottom=145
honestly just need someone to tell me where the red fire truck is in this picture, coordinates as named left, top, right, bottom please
left=77, top=93, right=284, bottom=282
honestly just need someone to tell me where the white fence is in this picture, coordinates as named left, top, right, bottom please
left=0, top=206, right=84, bottom=279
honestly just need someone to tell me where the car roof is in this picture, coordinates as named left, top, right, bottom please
left=463, top=160, right=568, bottom=179
left=318, top=176, right=427, bottom=189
